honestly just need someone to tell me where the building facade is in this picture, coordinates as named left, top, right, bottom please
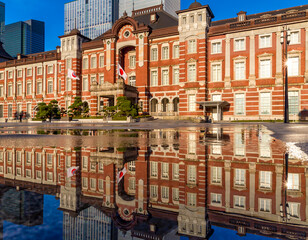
left=0, top=127, right=307, bottom=239
left=3, top=20, right=45, bottom=58
left=64, top=0, right=119, bottom=40
left=0, top=2, right=308, bottom=120
left=118, top=0, right=180, bottom=18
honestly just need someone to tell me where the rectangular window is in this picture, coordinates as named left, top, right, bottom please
left=26, top=169, right=31, bottom=178
left=259, top=59, right=271, bottom=78
left=90, top=178, right=96, bottom=189
left=66, top=78, right=71, bottom=91
left=83, top=58, right=88, bottom=69
left=211, top=167, right=222, bottom=184
left=0, top=85, right=3, bottom=97
left=37, top=67, right=42, bottom=75
left=212, top=42, right=222, bottom=54
left=47, top=154, right=53, bottom=165
left=188, top=39, right=197, bottom=53
left=211, top=193, right=222, bottom=205
left=212, top=144, right=222, bottom=155
left=82, top=178, right=88, bottom=188
left=150, top=185, right=158, bottom=199
left=290, top=31, right=300, bottom=45
left=36, top=153, right=42, bottom=165
left=211, top=63, right=222, bottom=82
left=260, top=171, right=272, bottom=189
left=16, top=152, right=21, bottom=164
left=27, top=83, right=32, bottom=95
left=17, top=83, right=22, bottom=96
left=173, top=45, right=179, bottom=58
left=128, top=178, right=135, bottom=192
left=37, top=82, right=42, bottom=94
left=172, top=188, right=179, bottom=202
left=91, top=76, right=96, bottom=85
left=259, top=35, right=271, bottom=48
left=259, top=198, right=271, bottom=212
left=83, top=77, right=88, bottom=91
left=129, top=55, right=136, bottom=68
left=235, top=62, right=245, bottom=80
left=259, top=132, right=271, bottom=158
left=17, top=70, right=22, bottom=77
left=7, top=152, right=12, bottom=162
left=288, top=173, right=300, bottom=190
left=162, top=69, right=169, bottom=86
left=161, top=162, right=169, bottom=179
left=47, top=172, right=53, bottom=181
left=235, top=169, right=245, bottom=186
left=234, top=195, right=245, bottom=209
left=151, top=48, right=158, bottom=61
left=8, top=71, right=13, bottom=79
left=234, top=38, right=245, bottom=51
left=188, top=133, right=196, bottom=154
left=99, top=55, right=104, bottom=68
left=37, top=171, right=42, bottom=179
left=27, top=103, right=32, bottom=116
left=188, top=63, right=196, bottom=82
left=162, top=46, right=169, bottom=60
left=173, top=163, right=179, bottom=180
left=7, top=85, right=12, bottom=97
left=288, top=202, right=300, bottom=218
left=234, top=132, right=245, bottom=156
left=98, top=179, right=104, bottom=191
left=161, top=186, right=169, bottom=200
left=8, top=104, right=12, bottom=117
left=260, top=92, right=271, bottom=115
left=151, top=70, right=158, bottom=86
left=82, top=157, right=88, bottom=170
left=187, top=193, right=197, bottom=206
left=235, top=93, right=245, bottom=115
left=288, top=56, right=299, bottom=76
left=173, top=67, right=179, bottom=84
left=47, top=80, right=53, bottom=93
left=99, top=74, right=104, bottom=85
left=212, top=94, right=222, bottom=102
left=16, top=168, right=21, bottom=176
left=48, top=65, right=53, bottom=74
left=288, top=91, right=299, bottom=115
left=150, top=162, right=158, bottom=177
left=188, top=95, right=196, bottom=112
left=27, top=69, right=32, bottom=76
left=182, top=16, right=187, bottom=24
left=187, top=165, right=197, bottom=184
left=91, top=56, right=97, bottom=68
left=0, top=72, right=4, bottom=79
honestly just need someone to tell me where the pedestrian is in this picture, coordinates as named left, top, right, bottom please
left=19, top=111, right=23, bottom=122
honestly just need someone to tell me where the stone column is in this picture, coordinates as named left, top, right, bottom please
left=276, top=31, right=283, bottom=85
left=249, top=35, right=256, bottom=86
left=225, top=160, right=231, bottom=210
left=249, top=162, right=256, bottom=213
left=275, top=165, right=283, bottom=215
left=225, top=38, right=231, bottom=88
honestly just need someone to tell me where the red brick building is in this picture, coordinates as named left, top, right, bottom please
left=1, top=2, right=308, bottom=120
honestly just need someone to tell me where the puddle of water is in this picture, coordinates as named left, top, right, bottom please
left=0, top=125, right=306, bottom=240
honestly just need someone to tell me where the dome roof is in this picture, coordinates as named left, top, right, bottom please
left=70, top=29, right=80, bottom=35
left=189, top=1, right=202, bottom=9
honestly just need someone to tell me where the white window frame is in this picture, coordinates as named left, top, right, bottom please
left=173, top=66, right=179, bottom=85
left=234, top=60, right=246, bottom=80
left=288, top=90, right=300, bottom=115
left=259, top=58, right=272, bottom=79
left=234, top=93, right=245, bottom=115
left=161, top=45, right=169, bottom=60
left=289, top=30, right=300, bottom=45
left=188, top=39, right=197, bottom=54
left=288, top=55, right=300, bottom=77
left=259, top=34, right=272, bottom=48
left=99, top=55, right=104, bottom=68
left=234, top=195, right=246, bottom=209
left=211, top=193, right=222, bottom=206
left=161, top=68, right=169, bottom=86
left=83, top=57, right=89, bottom=69
left=211, top=167, right=222, bottom=184
left=90, top=55, right=97, bottom=69
left=259, top=92, right=271, bottom=115
left=211, top=62, right=222, bottom=82
left=151, top=47, right=158, bottom=61
left=188, top=94, right=196, bottom=112
left=188, top=63, right=197, bottom=82
left=259, top=171, right=272, bottom=189
left=173, top=44, right=179, bottom=59
left=211, top=41, right=222, bottom=54
left=234, top=169, right=246, bottom=187
left=150, top=69, right=158, bottom=86
left=234, top=38, right=246, bottom=51
left=259, top=198, right=271, bottom=213
left=83, top=76, right=88, bottom=91
left=287, top=173, right=300, bottom=190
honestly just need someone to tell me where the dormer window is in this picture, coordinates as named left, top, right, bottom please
left=150, top=13, right=157, bottom=23
left=237, top=11, right=247, bottom=22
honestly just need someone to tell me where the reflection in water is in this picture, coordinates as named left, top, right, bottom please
left=0, top=126, right=307, bottom=239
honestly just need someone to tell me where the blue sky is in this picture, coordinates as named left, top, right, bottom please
left=1, top=0, right=308, bottom=51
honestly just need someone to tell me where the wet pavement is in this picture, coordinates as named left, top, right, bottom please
left=0, top=123, right=307, bottom=239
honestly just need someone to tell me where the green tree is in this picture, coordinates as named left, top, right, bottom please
left=114, top=96, right=138, bottom=118
left=68, top=97, right=89, bottom=117
left=36, top=100, right=61, bottom=122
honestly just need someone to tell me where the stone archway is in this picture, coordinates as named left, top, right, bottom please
left=173, top=97, right=179, bottom=112
left=161, top=98, right=169, bottom=112
left=150, top=99, right=158, bottom=113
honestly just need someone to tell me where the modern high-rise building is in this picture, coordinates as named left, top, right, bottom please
left=119, top=0, right=180, bottom=17
left=64, top=0, right=119, bottom=40
left=0, top=2, right=5, bottom=41
left=3, top=20, right=45, bottom=57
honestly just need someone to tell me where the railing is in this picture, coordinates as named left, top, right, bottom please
left=254, top=17, right=277, bottom=24
left=281, top=11, right=306, bottom=20
left=230, top=21, right=251, bottom=29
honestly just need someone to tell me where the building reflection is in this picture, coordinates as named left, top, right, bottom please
left=0, top=127, right=307, bottom=239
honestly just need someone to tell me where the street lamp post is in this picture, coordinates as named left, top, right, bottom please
left=280, top=152, right=290, bottom=222
left=280, top=28, right=291, bottom=124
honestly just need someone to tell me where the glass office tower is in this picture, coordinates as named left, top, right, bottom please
left=119, top=0, right=181, bottom=17
left=3, top=20, right=45, bottom=57
left=64, top=0, right=119, bottom=40
left=0, top=2, right=5, bottom=42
